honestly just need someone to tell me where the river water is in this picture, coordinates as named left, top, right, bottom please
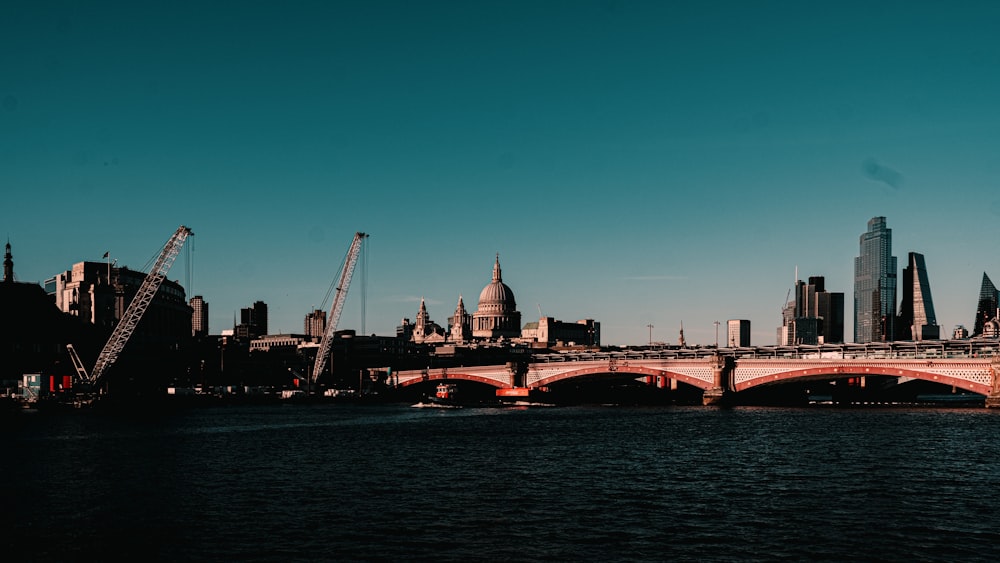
left=4, top=403, right=1000, bottom=561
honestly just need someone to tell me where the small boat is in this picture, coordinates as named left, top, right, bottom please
left=434, top=383, right=459, bottom=402
left=411, top=383, right=462, bottom=408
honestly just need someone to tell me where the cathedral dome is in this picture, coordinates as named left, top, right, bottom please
left=472, top=254, right=521, bottom=340
left=477, top=255, right=516, bottom=312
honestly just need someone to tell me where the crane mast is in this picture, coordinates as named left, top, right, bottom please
left=89, top=225, right=193, bottom=385
left=312, top=232, right=367, bottom=383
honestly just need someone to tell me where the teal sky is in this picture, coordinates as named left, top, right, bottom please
left=3, top=1, right=999, bottom=345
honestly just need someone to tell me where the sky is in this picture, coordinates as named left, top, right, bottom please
left=2, top=1, right=999, bottom=346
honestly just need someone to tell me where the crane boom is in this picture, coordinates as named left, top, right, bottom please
left=90, top=225, right=193, bottom=384
left=66, top=344, right=90, bottom=383
left=312, top=232, right=367, bottom=382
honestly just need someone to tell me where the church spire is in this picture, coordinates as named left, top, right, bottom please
left=450, top=294, right=471, bottom=343
left=3, top=239, right=13, bottom=283
left=493, top=253, right=502, bottom=283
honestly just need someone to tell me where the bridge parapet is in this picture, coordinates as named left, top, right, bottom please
left=733, top=358, right=994, bottom=395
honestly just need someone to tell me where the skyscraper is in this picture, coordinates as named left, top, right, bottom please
left=727, top=319, right=750, bottom=347
left=897, top=252, right=939, bottom=340
left=304, top=308, right=326, bottom=339
left=237, top=300, right=268, bottom=340
left=777, top=276, right=844, bottom=345
left=973, top=272, right=999, bottom=337
left=190, top=295, right=209, bottom=337
left=854, top=216, right=897, bottom=343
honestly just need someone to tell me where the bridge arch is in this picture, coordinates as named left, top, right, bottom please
left=395, top=372, right=506, bottom=388
left=735, top=364, right=992, bottom=396
left=535, top=366, right=713, bottom=391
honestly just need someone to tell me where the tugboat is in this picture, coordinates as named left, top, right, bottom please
left=412, top=382, right=462, bottom=408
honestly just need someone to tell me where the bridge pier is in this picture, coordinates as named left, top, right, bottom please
left=702, top=354, right=732, bottom=406
left=986, top=358, right=1000, bottom=408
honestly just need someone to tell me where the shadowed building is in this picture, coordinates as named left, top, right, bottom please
left=897, top=252, right=939, bottom=341
left=48, top=260, right=191, bottom=350
left=854, top=216, right=897, bottom=343
left=236, top=301, right=267, bottom=341
left=3, top=242, right=98, bottom=383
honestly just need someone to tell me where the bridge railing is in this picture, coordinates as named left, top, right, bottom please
left=532, top=339, right=999, bottom=363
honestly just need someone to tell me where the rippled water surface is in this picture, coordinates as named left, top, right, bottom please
left=5, top=404, right=1000, bottom=561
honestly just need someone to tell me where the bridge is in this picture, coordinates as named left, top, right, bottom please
left=392, top=340, right=1000, bottom=406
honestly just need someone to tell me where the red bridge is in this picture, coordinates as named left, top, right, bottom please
left=392, top=343, right=1000, bottom=406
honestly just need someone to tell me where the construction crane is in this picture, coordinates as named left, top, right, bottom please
left=66, top=344, right=90, bottom=383
left=311, top=232, right=368, bottom=383
left=73, top=225, right=194, bottom=386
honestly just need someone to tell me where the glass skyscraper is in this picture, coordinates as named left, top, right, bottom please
left=973, top=272, right=999, bottom=337
left=897, top=252, right=939, bottom=340
left=854, top=216, right=897, bottom=343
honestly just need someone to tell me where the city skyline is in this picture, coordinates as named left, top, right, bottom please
left=8, top=228, right=999, bottom=348
left=3, top=1, right=999, bottom=345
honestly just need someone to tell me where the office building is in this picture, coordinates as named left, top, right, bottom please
left=973, top=273, right=999, bottom=337
left=897, top=252, right=939, bottom=340
left=777, top=276, right=844, bottom=345
left=236, top=300, right=268, bottom=340
left=854, top=216, right=897, bottom=343
left=816, top=289, right=845, bottom=344
left=304, top=308, right=326, bottom=339
left=47, top=260, right=191, bottom=344
left=777, top=299, right=796, bottom=345
left=190, top=295, right=209, bottom=337
left=727, top=319, right=750, bottom=347
left=521, top=317, right=601, bottom=347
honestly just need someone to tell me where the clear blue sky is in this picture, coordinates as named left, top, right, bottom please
left=3, top=1, right=999, bottom=346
